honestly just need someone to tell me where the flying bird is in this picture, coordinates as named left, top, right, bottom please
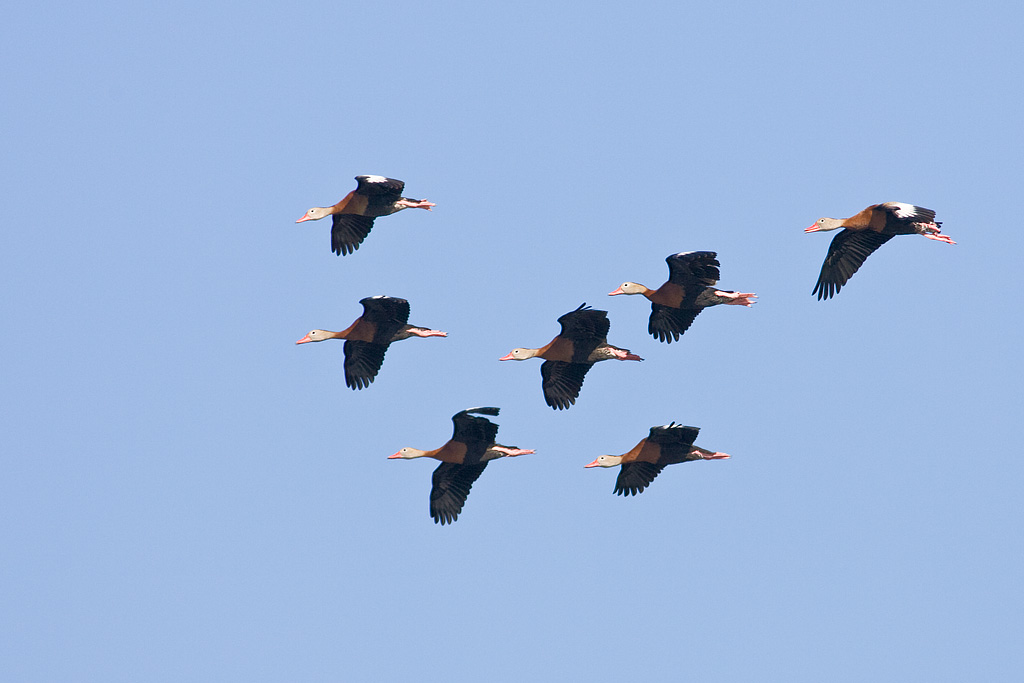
left=296, top=175, right=435, bottom=255
left=585, top=423, right=730, bottom=496
left=609, top=251, right=756, bottom=343
left=296, top=296, right=446, bottom=390
left=499, top=304, right=642, bottom=410
left=389, top=407, right=534, bottom=525
left=806, top=203, right=955, bottom=300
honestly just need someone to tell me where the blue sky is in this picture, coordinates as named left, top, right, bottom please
left=2, top=1, right=1022, bottom=680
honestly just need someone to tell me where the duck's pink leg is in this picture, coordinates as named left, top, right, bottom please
left=407, top=327, right=447, bottom=338
left=692, top=447, right=730, bottom=460
left=702, top=451, right=731, bottom=459
left=612, top=349, right=644, bottom=361
left=490, top=446, right=535, bottom=457
left=715, top=291, right=758, bottom=306
left=919, top=223, right=955, bottom=244
left=396, top=199, right=436, bottom=211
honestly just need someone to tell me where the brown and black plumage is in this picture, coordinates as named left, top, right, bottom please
left=806, top=203, right=955, bottom=300
left=585, top=423, right=730, bottom=496
left=296, top=296, right=446, bottom=390
left=609, top=251, right=756, bottom=343
left=296, top=175, right=435, bottom=255
left=500, top=304, right=643, bottom=410
left=389, top=407, right=534, bottom=525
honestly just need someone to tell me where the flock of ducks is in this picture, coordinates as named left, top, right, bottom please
left=295, top=175, right=957, bottom=524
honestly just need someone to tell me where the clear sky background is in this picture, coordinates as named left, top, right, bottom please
left=2, top=1, right=1022, bottom=681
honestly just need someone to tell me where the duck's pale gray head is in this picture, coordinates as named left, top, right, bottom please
left=805, top=217, right=843, bottom=233
left=296, top=207, right=329, bottom=223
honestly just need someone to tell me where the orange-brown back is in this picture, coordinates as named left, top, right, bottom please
left=338, top=317, right=377, bottom=343
left=433, top=440, right=469, bottom=464
left=334, top=191, right=369, bottom=216
left=648, top=282, right=685, bottom=307
left=844, top=204, right=887, bottom=231
left=620, top=438, right=659, bottom=464
left=538, top=336, right=575, bottom=362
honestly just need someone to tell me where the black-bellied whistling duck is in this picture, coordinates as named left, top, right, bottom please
left=388, top=407, right=534, bottom=525
left=585, top=423, right=729, bottom=496
left=499, top=304, right=643, bottom=410
left=806, top=203, right=955, bottom=300
left=295, top=296, right=446, bottom=390
left=609, top=251, right=756, bottom=343
left=296, top=175, right=435, bottom=255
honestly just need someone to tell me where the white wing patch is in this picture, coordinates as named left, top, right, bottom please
left=885, top=202, right=919, bottom=218
left=361, top=175, right=388, bottom=183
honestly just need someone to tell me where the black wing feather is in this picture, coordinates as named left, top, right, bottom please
left=877, top=202, right=938, bottom=225
left=430, top=461, right=488, bottom=525
left=331, top=214, right=376, bottom=255
left=665, top=251, right=721, bottom=287
left=557, top=304, right=611, bottom=342
left=812, top=229, right=894, bottom=300
left=540, top=360, right=592, bottom=410
left=358, top=297, right=410, bottom=343
left=450, top=407, right=500, bottom=453
left=614, top=462, right=666, bottom=496
left=354, top=175, right=405, bottom=197
left=455, top=406, right=501, bottom=418
left=647, top=423, right=701, bottom=463
left=557, top=304, right=610, bottom=361
left=647, top=423, right=701, bottom=446
left=648, top=304, right=702, bottom=343
left=342, top=340, right=388, bottom=390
